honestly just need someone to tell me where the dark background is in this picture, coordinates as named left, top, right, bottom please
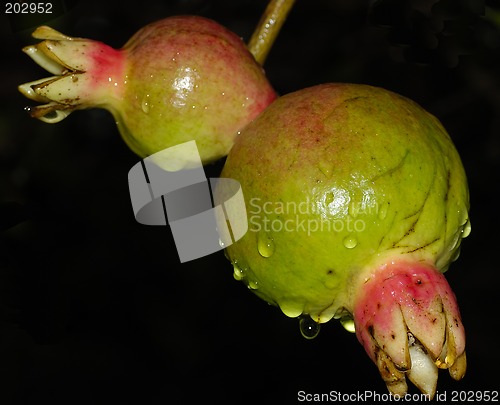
left=1, top=0, right=499, bottom=403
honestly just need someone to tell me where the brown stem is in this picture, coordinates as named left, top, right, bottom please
left=248, top=0, right=296, bottom=65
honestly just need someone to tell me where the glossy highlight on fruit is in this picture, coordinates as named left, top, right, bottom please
left=18, top=16, right=277, bottom=165
left=219, top=83, right=470, bottom=398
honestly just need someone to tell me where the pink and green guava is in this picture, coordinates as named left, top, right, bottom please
left=18, top=15, right=276, bottom=165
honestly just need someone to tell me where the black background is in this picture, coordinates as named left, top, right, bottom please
left=1, top=0, right=499, bottom=403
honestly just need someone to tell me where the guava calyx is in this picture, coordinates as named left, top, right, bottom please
left=18, top=25, right=124, bottom=123
left=353, top=260, right=466, bottom=398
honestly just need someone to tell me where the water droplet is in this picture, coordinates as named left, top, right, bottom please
left=378, top=201, right=389, bottom=220
left=141, top=95, right=150, bottom=113
left=462, top=219, right=471, bottom=238
left=342, top=234, right=358, bottom=249
left=233, top=263, right=245, bottom=280
left=340, top=315, right=356, bottom=333
left=248, top=280, right=259, bottom=290
left=459, top=213, right=468, bottom=226
left=279, top=299, right=304, bottom=318
left=218, top=238, right=225, bottom=248
left=257, top=232, right=275, bottom=258
left=299, top=316, right=321, bottom=339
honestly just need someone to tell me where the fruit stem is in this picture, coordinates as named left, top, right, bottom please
left=248, top=0, right=295, bottom=65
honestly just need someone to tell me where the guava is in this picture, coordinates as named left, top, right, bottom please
left=219, top=83, right=470, bottom=398
left=18, top=16, right=276, bottom=165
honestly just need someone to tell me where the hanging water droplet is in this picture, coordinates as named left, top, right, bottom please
left=342, top=234, right=358, bottom=249
left=340, top=315, right=356, bottom=333
left=462, top=219, right=471, bottom=238
left=233, top=264, right=245, bottom=281
left=248, top=280, right=259, bottom=290
left=299, top=316, right=321, bottom=339
left=218, top=238, right=225, bottom=248
left=257, top=231, right=275, bottom=258
left=279, top=299, right=304, bottom=318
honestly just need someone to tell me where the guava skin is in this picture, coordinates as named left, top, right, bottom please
left=118, top=16, right=277, bottom=163
left=222, top=83, right=469, bottom=320
left=18, top=16, right=277, bottom=165
left=220, top=83, right=470, bottom=397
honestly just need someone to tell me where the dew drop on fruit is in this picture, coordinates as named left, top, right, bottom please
left=233, top=263, right=245, bottom=280
left=342, top=234, right=358, bottom=249
left=279, top=299, right=304, bottom=318
left=340, top=315, right=356, bottom=333
left=299, top=316, right=321, bottom=339
left=257, top=231, right=275, bottom=258
left=462, top=220, right=471, bottom=238
left=141, top=94, right=150, bottom=113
